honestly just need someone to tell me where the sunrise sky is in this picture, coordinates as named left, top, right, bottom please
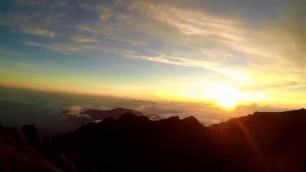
left=0, top=0, right=305, bottom=110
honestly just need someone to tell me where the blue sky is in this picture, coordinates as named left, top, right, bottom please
left=0, top=0, right=306, bottom=110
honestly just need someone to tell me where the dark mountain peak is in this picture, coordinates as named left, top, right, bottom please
left=82, top=107, right=144, bottom=120
left=99, top=117, right=116, bottom=125
left=2, top=127, right=25, bottom=144
left=119, top=112, right=149, bottom=119
left=253, top=108, right=306, bottom=116
left=118, top=112, right=142, bottom=121
left=22, top=124, right=38, bottom=130
left=285, top=108, right=305, bottom=112
left=117, top=113, right=152, bottom=127
left=211, top=109, right=306, bottom=134
left=21, top=124, right=43, bottom=146
left=182, top=116, right=200, bottom=125
left=111, top=107, right=136, bottom=112
left=0, top=124, right=61, bottom=172
left=282, top=108, right=306, bottom=114
left=78, top=120, right=99, bottom=131
left=21, top=124, right=77, bottom=172
left=168, top=115, right=180, bottom=121
left=181, top=116, right=205, bottom=130
left=109, top=108, right=144, bottom=116
left=159, top=116, right=180, bottom=123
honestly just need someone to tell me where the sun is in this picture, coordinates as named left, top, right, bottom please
left=209, top=84, right=243, bottom=110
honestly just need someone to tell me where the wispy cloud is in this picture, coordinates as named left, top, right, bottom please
left=24, top=41, right=78, bottom=53
left=137, top=2, right=243, bottom=42
left=24, top=41, right=135, bottom=56
left=132, top=2, right=306, bottom=85
left=98, top=8, right=113, bottom=21
left=70, top=36, right=97, bottom=43
left=23, top=27, right=56, bottom=38
left=131, top=54, right=253, bottom=84
left=14, top=0, right=68, bottom=7
left=135, top=3, right=271, bottom=58
left=14, top=0, right=42, bottom=6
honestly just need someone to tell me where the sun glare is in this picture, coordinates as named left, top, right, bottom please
left=210, top=84, right=243, bottom=110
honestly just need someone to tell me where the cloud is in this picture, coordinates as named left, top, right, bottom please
left=24, top=41, right=78, bottom=53
left=70, top=36, right=97, bottom=43
left=23, top=27, right=56, bottom=38
left=135, top=54, right=202, bottom=67
left=14, top=0, right=42, bottom=6
left=14, top=0, right=68, bottom=7
left=268, top=3, right=306, bottom=67
left=24, top=41, right=135, bottom=55
left=98, top=8, right=113, bottom=21
left=78, top=16, right=146, bottom=46
left=136, top=2, right=243, bottom=42
left=131, top=54, right=253, bottom=84
left=135, top=2, right=277, bottom=60
left=62, top=105, right=83, bottom=116
left=130, top=2, right=306, bottom=88
left=23, top=41, right=43, bottom=47
left=62, top=105, right=91, bottom=119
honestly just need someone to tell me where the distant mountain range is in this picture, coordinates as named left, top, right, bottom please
left=1, top=108, right=306, bottom=171
left=82, top=107, right=144, bottom=120
left=64, top=107, right=162, bottom=122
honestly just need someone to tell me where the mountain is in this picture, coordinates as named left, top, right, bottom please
left=56, top=108, right=306, bottom=172
left=56, top=113, right=213, bottom=172
left=81, top=108, right=144, bottom=120
left=61, top=107, right=149, bottom=134
left=21, top=124, right=76, bottom=172
left=207, top=108, right=306, bottom=171
left=2, top=108, right=306, bottom=171
left=0, top=123, right=60, bottom=172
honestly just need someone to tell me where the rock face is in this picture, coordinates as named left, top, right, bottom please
left=0, top=125, right=60, bottom=172
left=21, top=125, right=76, bottom=172
left=2, top=109, right=306, bottom=172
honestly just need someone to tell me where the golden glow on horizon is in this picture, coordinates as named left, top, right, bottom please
left=209, top=84, right=243, bottom=110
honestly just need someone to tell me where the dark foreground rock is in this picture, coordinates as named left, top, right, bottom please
left=2, top=109, right=306, bottom=172
left=0, top=124, right=60, bottom=172
left=56, top=109, right=306, bottom=172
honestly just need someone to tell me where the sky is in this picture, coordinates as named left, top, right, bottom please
left=0, top=0, right=306, bottom=111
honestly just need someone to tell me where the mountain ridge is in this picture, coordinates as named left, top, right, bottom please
left=1, top=108, right=306, bottom=171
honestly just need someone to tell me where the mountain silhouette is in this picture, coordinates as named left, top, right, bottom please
left=2, top=108, right=306, bottom=171
left=0, top=123, right=60, bottom=172
left=21, top=124, right=76, bottom=172
left=207, top=108, right=306, bottom=171
left=82, top=107, right=144, bottom=120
